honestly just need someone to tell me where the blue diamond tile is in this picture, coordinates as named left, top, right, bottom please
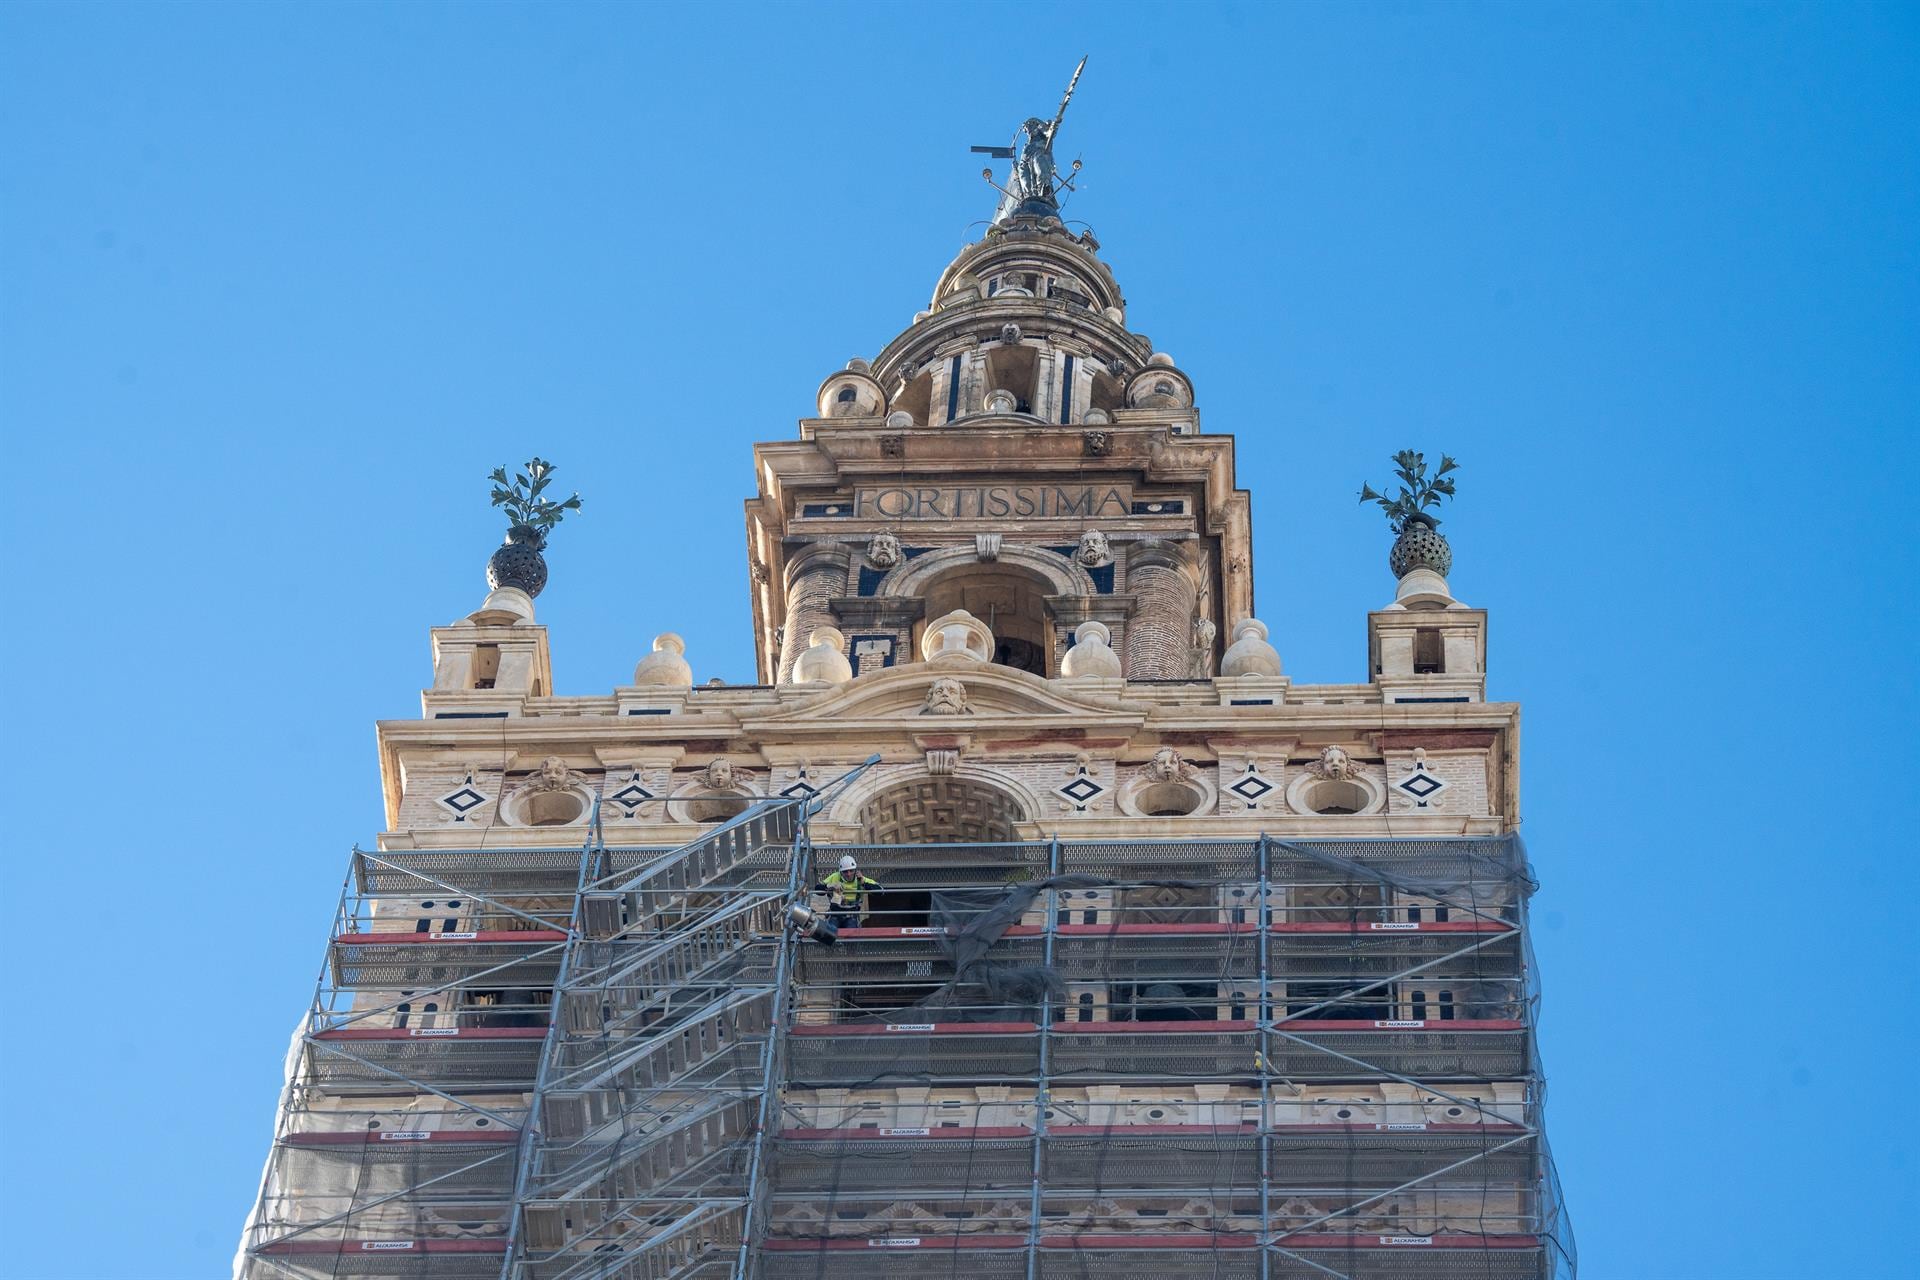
left=1398, top=773, right=1444, bottom=799
left=441, top=787, right=486, bottom=813
left=1228, top=775, right=1273, bottom=802
left=1059, top=777, right=1104, bottom=804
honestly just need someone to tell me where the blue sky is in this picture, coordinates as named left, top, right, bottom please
left=2, top=2, right=1914, bottom=1276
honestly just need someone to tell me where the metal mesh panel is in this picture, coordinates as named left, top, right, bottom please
left=1262, top=1026, right=1530, bottom=1081
left=1266, top=1129, right=1538, bottom=1183
left=1268, top=1244, right=1547, bottom=1279
left=1038, top=1247, right=1262, bottom=1279
left=761, top=1246, right=1031, bottom=1280
left=246, top=1244, right=508, bottom=1278
left=773, top=1136, right=1035, bottom=1194
left=1042, top=1131, right=1259, bottom=1190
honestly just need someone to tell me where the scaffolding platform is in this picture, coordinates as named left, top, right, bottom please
left=1265, top=1020, right=1529, bottom=1081
left=760, top=1234, right=1550, bottom=1280
left=251, top=1238, right=507, bottom=1278
left=306, top=1027, right=547, bottom=1092
left=329, top=932, right=569, bottom=989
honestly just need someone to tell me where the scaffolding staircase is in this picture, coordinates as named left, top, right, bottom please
left=236, top=793, right=817, bottom=1280
left=506, top=800, right=809, bottom=1280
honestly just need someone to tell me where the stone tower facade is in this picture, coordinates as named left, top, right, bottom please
left=239, top=133, right=1571, bottom=1280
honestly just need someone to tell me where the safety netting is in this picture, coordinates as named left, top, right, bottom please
left=768, top=836, right=1573, bottom=1279
left=237, top=825, right=1573, bottom=1280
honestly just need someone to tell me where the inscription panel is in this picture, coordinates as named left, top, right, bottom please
left=853, top=484, right=1133, bottom=521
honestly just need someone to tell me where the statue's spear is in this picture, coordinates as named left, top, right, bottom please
left=1047, top=55, right=1089, bottom=141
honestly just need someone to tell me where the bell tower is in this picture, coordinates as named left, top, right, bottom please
left=748, top=212, right=1249, bottom=688
left=238, top=69, right=1572, bottom=1280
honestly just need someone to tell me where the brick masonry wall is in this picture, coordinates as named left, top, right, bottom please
left=777, top=561, right=847, bottom=683
left=1123, top=561, right=1197, bottom=679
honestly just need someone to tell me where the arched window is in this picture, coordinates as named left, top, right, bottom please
left=918, top=563, right=1055, bottom=676
left=836, top=386, right=858, bottom=404
left=983, top=343, right=1038, bottom=416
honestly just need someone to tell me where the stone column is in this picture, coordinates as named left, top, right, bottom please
left=1123, top=541, right=1199, bottom=679
left=777, top=545, right=851, bottom=684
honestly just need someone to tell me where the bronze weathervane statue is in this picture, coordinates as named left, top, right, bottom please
left=974, top=56, right=1088, bottom=224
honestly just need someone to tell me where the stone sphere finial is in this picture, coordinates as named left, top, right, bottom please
left=1219, top=618, right=1283, bottom=678
left=633, top=632, right=693, bottom=687
left=791, top=627, right=854, bottom=685
left=1060, top=620, right=1122, bottom=678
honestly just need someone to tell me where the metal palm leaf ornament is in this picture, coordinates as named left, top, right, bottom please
left=485, top=457, right=583, bottom=598
left=1360, top=450, right=1460, bottom=577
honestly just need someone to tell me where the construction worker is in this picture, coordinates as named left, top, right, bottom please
left=817, top=854, right=881, bottom=930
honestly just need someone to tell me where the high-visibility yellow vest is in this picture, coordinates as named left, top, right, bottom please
left=822, top=871, right=879, bottom=909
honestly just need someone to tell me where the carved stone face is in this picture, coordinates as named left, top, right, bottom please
left=531, top=756, right=574, bottom=792
left=1314, top=746, right=1355, bottom=781
left=922, top=677, right=972, bottom=716
left=1146, top=746, right=1190, bottom=782
left=866, top=532, right=902, bottom=568
left=1076, top=529, right=1110, bottom=567
left=702, top=759, right=739, bottom=790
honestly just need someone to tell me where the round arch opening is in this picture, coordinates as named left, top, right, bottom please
left=856, top=776, right=1028, bottom=845
left=915, top=564, right=1057, bottom=676
left=845, top=775, right=1032, bottom=949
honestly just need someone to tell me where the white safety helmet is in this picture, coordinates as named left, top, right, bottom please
left=837, top=855, right=858, bottom=873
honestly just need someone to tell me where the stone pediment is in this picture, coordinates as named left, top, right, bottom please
left=739, top=656, right=1144, bottom=734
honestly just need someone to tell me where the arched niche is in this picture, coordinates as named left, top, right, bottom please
left=919, top=564, right=1054, bottom=674
left=894, top=369, right=933, bottom=426
left=1116, top=770, right=1219, bottom=819
left=983, top=343, right=1039, bottom=415
left=1283, top=771, right=1386, bottom=817
left=878, top=546, right=1098, bottom=678
left=1089, top=366, right=1125, bottom=415
left=506, top=785, right=595, bottom=828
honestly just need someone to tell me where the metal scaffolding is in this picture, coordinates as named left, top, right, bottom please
left=238, top=817, right=1573, bottom=1280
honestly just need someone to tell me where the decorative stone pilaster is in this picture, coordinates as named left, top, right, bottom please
left=777, top=545, right=851, bottom=684
left=1122, top=540, right=1198, bottom=679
